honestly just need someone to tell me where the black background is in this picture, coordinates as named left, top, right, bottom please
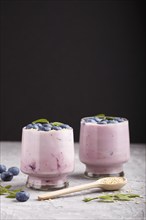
left=0, top=0, right=146, bottom=142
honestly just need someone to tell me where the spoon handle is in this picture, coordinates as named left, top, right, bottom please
left=38, top=181, right=98, bottom=200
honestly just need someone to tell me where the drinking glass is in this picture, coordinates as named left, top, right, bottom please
left=79, top=116, right=130, bottom=178
left=21, top=127, right=74, bottom=190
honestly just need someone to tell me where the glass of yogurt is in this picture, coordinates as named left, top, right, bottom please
left=21, top=119, right=74, bottom=190
left=79, top=114, right=130, bottom=178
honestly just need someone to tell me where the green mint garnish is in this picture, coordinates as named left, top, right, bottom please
left=6, top=192, right=17, bottom=198
left=83, top=193, right=141, bottom=203
left=96, top=114, right=105, bottom=117
left=0, top=184, right=23, bottom=199
left=106, top=116, right=115, bottom=120
left=3, top=185, right=12, bottom=189
left=51, top=122, right=63, bottom=126
left=113, top=194, right=131, bottom=201
left=95, top=114, right=106, bottom=119
left=95, top=114, right=115, bottom=120
left=83, top=197, right=99, bottom=202
left=0, top=185, right=12, bottom=195
left=98, top=197, right=115, bottom=202
left=32, top=118, right=49, bottom=124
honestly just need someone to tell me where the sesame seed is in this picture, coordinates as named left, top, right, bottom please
left=101, top=177, right=125, bottom=185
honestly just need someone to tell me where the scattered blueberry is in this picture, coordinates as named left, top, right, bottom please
left=8, top=167, right=20, bottom=176
left=0, top=164, right=7, bottom=173
left=1, top=171, right=13, bottom=181
left=16, top=191, right=30, bottom=202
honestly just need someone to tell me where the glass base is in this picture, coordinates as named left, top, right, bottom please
left=84, top=171, right=124, bottom=179
left=84, top=164, right=124, bottom=179
left=26, top=176, right=69, bottom=190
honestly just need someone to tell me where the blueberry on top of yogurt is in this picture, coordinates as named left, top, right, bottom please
left=25, top=119, right=72, bottom=131
left=83, top=114, right=127, bottom=125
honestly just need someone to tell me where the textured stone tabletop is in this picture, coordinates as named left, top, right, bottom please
left=0, top=142, right=146, bottom=220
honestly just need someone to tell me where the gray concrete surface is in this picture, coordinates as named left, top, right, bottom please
left=0, top=142, right=146, bottom=220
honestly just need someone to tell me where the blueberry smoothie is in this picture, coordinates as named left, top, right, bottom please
left=79, top=114, right=130, bottom=178
left=21, top=119, right=74, bottom=190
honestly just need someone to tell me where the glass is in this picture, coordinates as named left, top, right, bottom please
left=79, top=117, right=130, bottom=179
left=21, top=127, right=74, bottom=190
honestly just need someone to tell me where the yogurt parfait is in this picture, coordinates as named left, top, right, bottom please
left=79, top=114, right=130, bottom=178
left=21, top=119, right=74, bottom=190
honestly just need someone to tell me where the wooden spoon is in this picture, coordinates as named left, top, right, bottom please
left=38, top=177, right=127, bottom=201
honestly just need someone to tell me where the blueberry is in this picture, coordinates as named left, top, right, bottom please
left=60, top=124, right=71, bottom=129
left=43, top=126, right=51, bottom=131
left=0, top=164, right=7, bottom=173
left=43, top=123, right=52, bottom=131
left=98, top=120, right=107, bottom=124
left=1, top=171, right=13, bottom=181
left=51, top=126, right=62, bottom=130
left=35, top=123, right=46, bottom=131
left=84, top=118, right=96, bottom=123
left=32, top=124, right=39, bottom=130
left=94, top=117, right=102, bottom=123
left=108, top=120, right=118, bottom=124
left=115, top=117, right=125, bottom=122
left=35, top=123, right=43, bottom=129
left=25, top=124, right=33, bottom=129
left=16, top=191, right=30, bottom=202
left=8, top=167, right=19, bottom=176
left=43, top=123, right=52, bottom=128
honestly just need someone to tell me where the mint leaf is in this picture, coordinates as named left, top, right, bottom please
left=125, top=194, right=140, bottom=198
left=6, top=195, right=15, bottom=198
left=106, top=116, right=115, bottom=120
left=99, top=199, right=115, bottom=203
left=51, top=122, right=63, bottom=126
left=98, top=195, right=113, bottom=199
left=0, top=184, right=23, bottom=199
left=4, top=185, right=12, bottom=189
left=83, top=193, right=142, bottom=203
left=98, top=195, right=115, bottom=202
left=32, top=118, right=49, bottom=124
left=114, top=194, right=131, bottom=201
left=6, top=192, right=16, bottom=198
left=96, top=114, right=105, bottom=117
left=11, top=188, right=23, bottom=193
left=95, top=114, right=115, bottom=120
left=83, top=197, right=99, bottom=202
left=0, top=192, right=7, bottom=195
left=0, top=185, right=9, bottom=194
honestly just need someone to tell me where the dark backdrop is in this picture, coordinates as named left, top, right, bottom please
left=0, top=0, right=146, bottom=142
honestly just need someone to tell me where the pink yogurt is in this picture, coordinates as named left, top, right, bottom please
left=79, top=118, right=130, bottom=178
left=21, top=128, right=74, bottom=190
